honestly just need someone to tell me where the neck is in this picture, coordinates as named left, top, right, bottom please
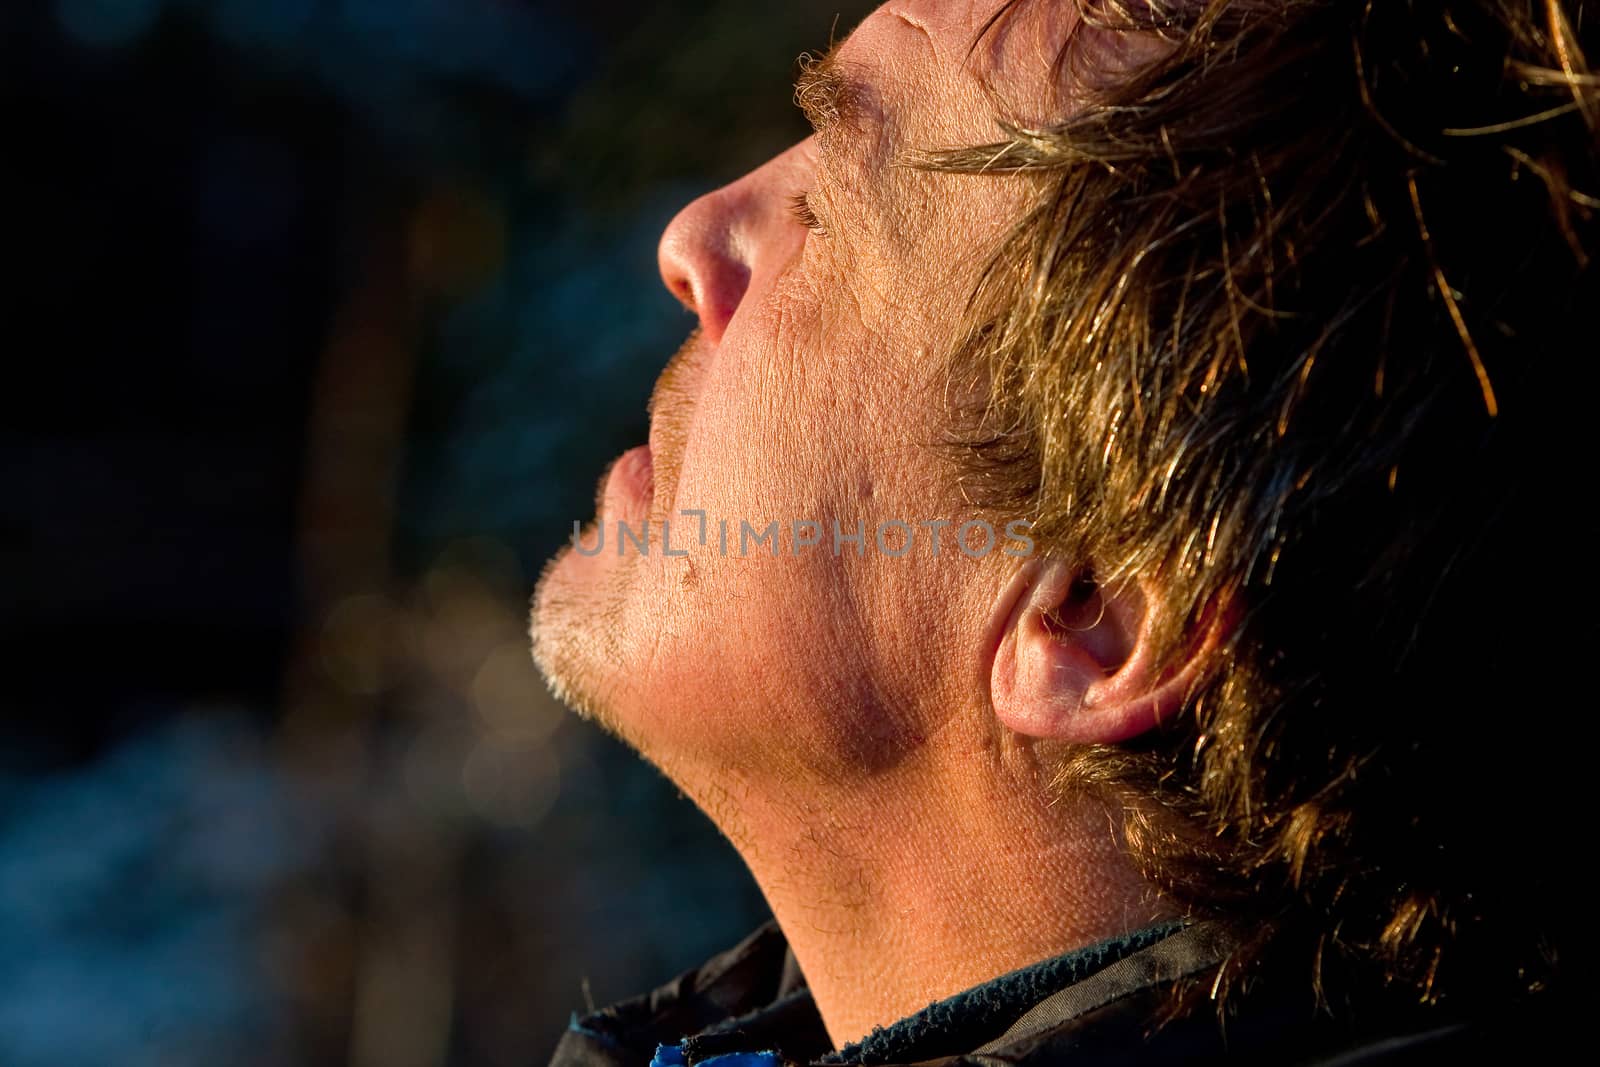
left=707, top=752, right=1170, bottom=1048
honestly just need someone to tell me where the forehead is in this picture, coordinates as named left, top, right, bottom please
left=884, top=0, right=1080, bottom=61
left=834, top=1, right=1087, bottom=144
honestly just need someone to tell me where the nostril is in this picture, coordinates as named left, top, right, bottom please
left=667, top=275, right=694, bottom=312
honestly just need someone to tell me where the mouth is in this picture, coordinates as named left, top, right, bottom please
left=599, top=443, right=654, bottom=520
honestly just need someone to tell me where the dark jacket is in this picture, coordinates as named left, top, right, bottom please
left=548, top=921, right=1552, bottom=1066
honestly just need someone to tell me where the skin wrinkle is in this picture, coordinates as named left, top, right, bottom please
left=889, top=6, right=937, bottom=53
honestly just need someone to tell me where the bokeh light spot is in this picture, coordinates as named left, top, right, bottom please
left=320, top=594, right=396, bottom=696
left=461, top=736, right=559, bottom=830
left=472, top=641, right=562, bottom=741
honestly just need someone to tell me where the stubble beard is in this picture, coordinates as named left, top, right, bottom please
left=527, top=330, right=703, bottom=748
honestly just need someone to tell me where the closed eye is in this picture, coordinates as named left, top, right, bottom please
left=788, top=191, right=828, bottom=237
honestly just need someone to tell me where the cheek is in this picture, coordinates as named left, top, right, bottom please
left=675, top=274, right=881, bottom=514
left=623, top=516, right=904, bottom=783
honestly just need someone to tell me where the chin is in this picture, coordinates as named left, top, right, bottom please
left=529, top=538, right=633, bottom=740
left=531, top=529, right=718, bottom=783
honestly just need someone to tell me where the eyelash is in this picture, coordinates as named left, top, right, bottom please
left=788, top=191, right=828, bottom=237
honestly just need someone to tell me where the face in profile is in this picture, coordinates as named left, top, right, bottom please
left=531, top=1, right=1090, bottom=810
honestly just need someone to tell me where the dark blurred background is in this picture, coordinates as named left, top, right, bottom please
left=0, top=1, right=872, bottom=1063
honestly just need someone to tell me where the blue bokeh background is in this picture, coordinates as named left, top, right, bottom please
left=1, top=1, right=872, bottom=1063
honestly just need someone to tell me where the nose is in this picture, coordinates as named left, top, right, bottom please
left=657, top=141, right=813, bottom=344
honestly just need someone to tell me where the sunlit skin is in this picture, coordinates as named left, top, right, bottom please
left=532, top=1, right=1176, bottom=1044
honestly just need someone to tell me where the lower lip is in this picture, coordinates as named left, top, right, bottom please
left=602, top=443, right=654, bottom=516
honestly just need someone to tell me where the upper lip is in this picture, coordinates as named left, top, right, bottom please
left=646, top=334, right=712, bottom=461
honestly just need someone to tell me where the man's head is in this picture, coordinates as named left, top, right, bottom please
left=533, top=0, right=1120, bottom=806
left=534, top=0, right=1596, bottom=1027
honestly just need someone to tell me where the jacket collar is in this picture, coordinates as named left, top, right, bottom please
left=549, top=920, right=1211, bottom=1067
left=549, top=918, right=1496, bottom=1067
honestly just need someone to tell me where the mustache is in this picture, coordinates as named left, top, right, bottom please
left=647, top=328, right=701, bottom=427
left=645, top=328, right=703, bottom=516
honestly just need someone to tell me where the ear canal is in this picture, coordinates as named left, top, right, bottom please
left=1041, top=572, right=1135, bottom=676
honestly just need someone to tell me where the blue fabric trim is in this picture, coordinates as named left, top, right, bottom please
left=650, top=1044, right=688, bottom=1067
left=654, top=1042, right=781, bottom=1067
left=697, top=1054, right=783, bottom=1067
left=821, top=921, right=1187, bottom=1065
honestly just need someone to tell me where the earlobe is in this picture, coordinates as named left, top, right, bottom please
left=989, top=560, right=1213, bottom=745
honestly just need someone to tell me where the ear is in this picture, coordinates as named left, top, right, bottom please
left=988, top=559, right=1216, bottom=744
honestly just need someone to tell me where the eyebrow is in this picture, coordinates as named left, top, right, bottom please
left=793, top=41, right=870, bottom=142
